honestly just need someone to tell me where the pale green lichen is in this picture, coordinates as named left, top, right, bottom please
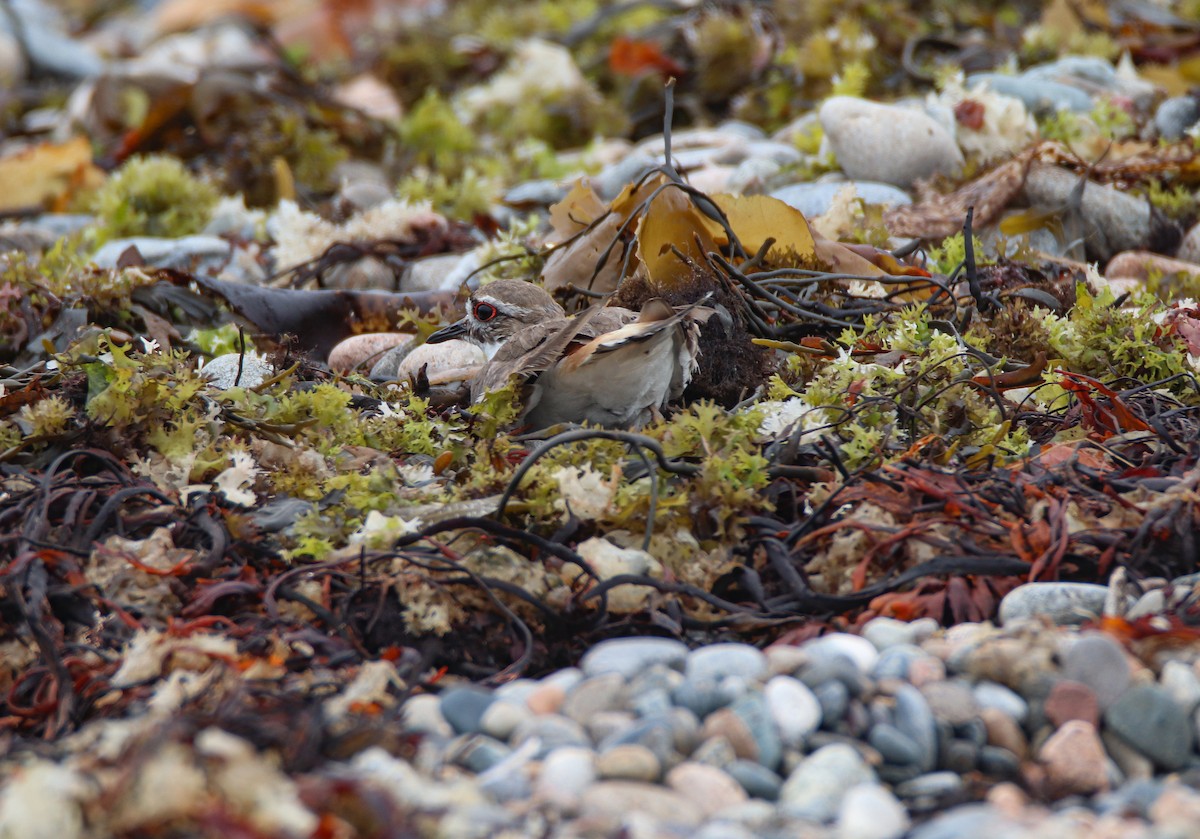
left=86, top=155, right=219, bottom=240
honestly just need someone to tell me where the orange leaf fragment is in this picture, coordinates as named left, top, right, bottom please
left=609, top=37, right=686, bottom=78
left=0, top=137, right=105, bottom=213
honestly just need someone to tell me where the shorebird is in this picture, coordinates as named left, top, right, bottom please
left=426, top=279, right=709, bottom=428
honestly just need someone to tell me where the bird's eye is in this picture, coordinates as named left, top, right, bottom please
left=474, top=302, right=498, bottom=321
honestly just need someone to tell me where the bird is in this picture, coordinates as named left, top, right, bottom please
left=425, top=279, right=709, bottom=429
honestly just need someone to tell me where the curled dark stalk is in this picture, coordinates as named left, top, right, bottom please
left=962, top=207, right=998, bottom=315
left=497, top=428, right=666, bottom=552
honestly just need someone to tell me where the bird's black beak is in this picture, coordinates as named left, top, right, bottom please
left=427, top=318, right=469, bottom=344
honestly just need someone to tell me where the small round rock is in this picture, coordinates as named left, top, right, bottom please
left=997, top=581, right=1109, bottom=626
left=686, top=643, right=769, bottom=683
left=581, top=638, right=689, bottom=679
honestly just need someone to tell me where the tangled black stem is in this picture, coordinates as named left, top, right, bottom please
left=496, top=428, right=689, bottom=551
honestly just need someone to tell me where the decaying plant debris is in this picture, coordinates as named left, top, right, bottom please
left=4, top=0, right=1200, bottom=831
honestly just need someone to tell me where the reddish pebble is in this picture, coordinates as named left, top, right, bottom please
left=526, top=683, right=567, bottom=715
left=1044, top=679, right=1099, bottom=729
left=1038, top=719, right=1109, bottom=798
left=327, top=333, right=412, bottom=373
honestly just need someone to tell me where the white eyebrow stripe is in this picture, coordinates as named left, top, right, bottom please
left=474, top=296, right=531, bottom=318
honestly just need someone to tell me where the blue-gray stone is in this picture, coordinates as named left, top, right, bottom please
left=1062, top=632, right=1131, bottom=709
left=972, top=681, right=1029, bottom=723
left=630, top=686, right=673, bottom=718
left=997, top=581, right=1109, bottom=626
left=581, top=638, right=689, bottom=679
left=672, top=679, right=729, bottom=718
left=450, top=734, right=512, bottom=773
left=800, top=657, right=869, bottom=698
left=731, top=692, right=782, bottom=771
left=439, top=687, right=497, bottom=735
left=872, top=645, right=927, bottom=681
left=592, top=153, right=659, bottom=199
left=510, top=716, right=590, bottom=758
left=909, top=804, right=1023, bottom=839
left=968, top=73, right=1094, bottom=113
left=868, top=723, right=924, bottom=766
left=814, top=679, right=849, bottom=728
left=1105, top=685, right=1194, bottom=770
left=92, top=236, right=232, bottom=271
left=599, top=714, right=675, bottom=763
left=978, top=745, right=1021, bottom=778
left=893, top=684, right=938, bottom=773
left=1024, top=56, right=1117, bottom=86
left=1095, top=778, right=1164, bottom=818
left=686, top=643, right=768, bottom=683
left=940, top=739, right=979, bottom=773
left=727, top=759, right=783, bottom=801
left=779, top=743, right=877, bottom=822
left=771, top=181, right=911, bottom=218
left=895, top=770, right=965, bottom=799
left=503, top=179, right=568, bottom=206
left=1155, top=96, right=1200, bottom=141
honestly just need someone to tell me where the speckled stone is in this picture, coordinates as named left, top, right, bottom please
left=997, top=582, right=1110, bottom=626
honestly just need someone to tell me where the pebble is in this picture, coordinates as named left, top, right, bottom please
left=201, top=353, right=273, bottom=389
left=836, top=783, right=910, bottom=839
left=1039, top=720, right=1110, bottom=798
left=596, top=743, right=662, bottom=782
left=1161, top=661, right=1200, bottom=715
left=968, top=73, right=1094, bottom=113
left=779, top=743, right=877, bottom=822
left=729, top=692, right=782, bottom=770
left=894, top=771, right=964, bottom=801
left=973, top=682, right=1029, bottom=723
left=819, top=97, right=964, bottom=187
left=402, top=693, right=452, bottom=737
left=869, top=724, right=925, bottom=766
left=804, top=633, right=880, bottom=675
left=665, top=762, right=749, bottom=817
left=770, top=181, right=912, bottom=218
left=480, top=700, right=533, bottom=741
left=997, top=581, right=1110, bottom=626
left=686, top=643, right=769, bottom=684
left=979, top=709, right=1027, bottom=758
left=579, top=781, right=702, bottom=828
left=1105, top=685, right=1194, bottom=770
left=920, top=680, right=979, bottom=727
left=1043, top=680, right=1100, bottom=728
left=561, top=673, right=627, bottom=724
left=726, top=759, right=783, bottom=801
left=440, top=686, right=497, bottom=735
left=91, top=236, right=232, bottom=271
left=1105, top=251, right=1200, bottom=285
left=815, top=679, right=850, bottom=727
left=581, top=638, right=690, bottom=679
left=534, top=747, right=595, bottom=809
left=892, top=684, right=938, bottom=772
left=1021, top=164, right=1156, bottom=263
left=386, top=338, right=485, bottom=386
left=510, top=715, right=590, bottom=758
left=327, top=333, right=412, bottom=373
left=1060, top=633, right=1131, bottom=709
left=1155, top=96, right=1200, bottom=141
left=1178, top=221, right=1200, bottom=265
left=764, top=676, right=822, bottom=747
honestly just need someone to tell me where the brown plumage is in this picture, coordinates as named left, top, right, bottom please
left=427, top=280, right=709, bottom=428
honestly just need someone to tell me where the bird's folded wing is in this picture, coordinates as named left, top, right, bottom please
left=470, top=305, right=619, bottom=399
left=558, top=296, right=715, bottom=374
